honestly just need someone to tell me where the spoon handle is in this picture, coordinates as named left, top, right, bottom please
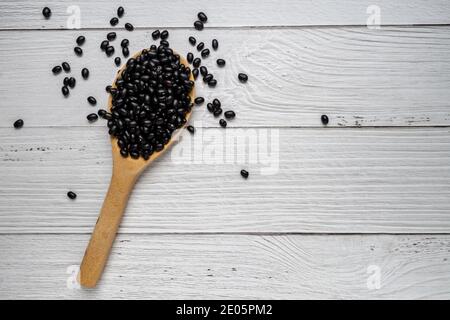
left=79, top=169, right=138, bottom=288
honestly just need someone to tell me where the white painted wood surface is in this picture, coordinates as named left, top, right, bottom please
left=1, top=234, right=449, bottom=299
left=0, top=0, right=450, bottom=299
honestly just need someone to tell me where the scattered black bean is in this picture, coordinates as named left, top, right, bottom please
left=81, top=68, right=89, bottom=79
left=194, top=97, right=205, bottom=105
left=196, top=42, right=204, bottom=51
left=105, top=85, right=112, bottom=93
left=187, top=125, right=195, bottom=134
left=217, top=59, right=226, bottom=67
left=106, top=46, right=115, bottom=56
left=203, top=73, right=213, bottom=83
left=187, top=52, right=194, bottom=64
left=192, top=68, right=199, bottom=79
left=87, top=113, right=99, bottom=122
left=199, top=66, right=207, bottom=77
left=74, top=47, right=83, bottom=56
left=87, top=96, right=97, bottom=106
left=52, top=65, right=62, bottom=75
left=42, top=7, right=51, bottom=19
left=68, top=77, right=76, bottom=88
left=321, top=114, right=329, bottom=125
left=219, top=119, right=227, bottom=128
left=13, top=119, right=24, bottom=129
left=76, top=35, right=86, bottom=46
left=197, top=12, right=208, bottom=23
left=110, top=17, right=119, bottom=26
left=114, top=57, right=122, bottom=66
left=117, top=6, right=125, bottom=18
left=208, top=79, right=217, bottom=87
left=160, top=40, right=169, bottom=47
left=100, top=40, right=109, bottom=51
left=125, top=23, right=134, bottom=31
left=240, top=169, right=249, bottom=179
left=224, top=110, right=236, bottom=119
left=193, top=57, right=201, bottom=68
left=160, top=30, right=169, bottom=40
left=61, top=86, right=69, bottom=96
left=213, top=108, right=223, bottom=117
left=67, top=191, right=77, bottom=199
left=207, top=103, right=214, bottom=113
left=107, top=32, right=117, bottom=41
left=63, top=77, right=70, bottom=86
left=150, top=29, right=160, bottom=40
left=212, top=98, right=221, bottom=108
left=62, top=62, right=71, bottom=72
left=194, top=20, right=204, bottom=30
left=212, top=39, right=218, bottom=50
left=238, top=73, right=248, bottom=83
left=98, top=109, right=107, bottom=118
left=189, top=36, right=197, bottom=46
left=122, top=46, right=129, bottom=57
left=201, top=48, right=210, bottom=58
left=121, top=39, right=129, bottom=47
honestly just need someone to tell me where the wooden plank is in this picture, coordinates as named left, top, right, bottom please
left=1, top=0, right=450, bottom=29
left=0, top=234, right=449, bottom=299
left=1, top=127, right=450, bottom=234
left=1, top=27, right=450, bottom=128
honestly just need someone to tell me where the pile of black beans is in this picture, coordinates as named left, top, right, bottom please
left=97, top=44, right=194, bottom=160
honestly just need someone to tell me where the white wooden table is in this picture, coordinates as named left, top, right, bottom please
left=1, top=0, right=450, bottom=299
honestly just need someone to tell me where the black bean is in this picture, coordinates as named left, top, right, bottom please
left=212, top=39, right=218, bottom=50
left=100, top=40, right=109, bottom=51
left=63, top=77, right=70, bottom=86
left=125, top=23, right=134, bottom=31
left=321, top=114, right=329, bottom=125
left=187, top=52, right=194, bottom=63
left=194, top=20, right=204, bottom=30
left=151, top=29, right=160, bottom=40
left=76, top=35, right=86, bottom=46
left=193, top=58, right=201, bottom=68
left=187, top=125, right=195, bottom=134
left=114, top=56, right=121, bottom=66
left=160, top=30, right=169, bottom=40
left=87, top=96, right=97, bottom=106
left=67, top=191, right=77, bottom=199
left=219, top=119, right=227, bottom=128
left=42, top=7, right=51, bottom=19
left=196, top=42, right=204, bottom=51
left=203, top=74, right=213, bottom=83
left=121, top=39, right=129, bottom=47
left=13, top=119, right=24, bottom=129
left=81, top=68, right=89, bottom=79
left=98, top=109, right=107, bottom=118
left=62, top=62, right=70, bottom=72
left=110, top=17, right=119, bottom=26
left=122, top=46, right=129, bottom=57
left=194, top=97, right=205, bottom=105
left=87, top=113, right=99, bottom=122
left=224, top=110, right=236, bottom=119
left=61, top=86, right=69, bottom=96
left=213, top=108, right=222, bottom=117
left=52, top=66, right=62, bottom=75
left=212, top=98, right=221, bottom=108
left=107, top=32, right=117, bottom=41
left=207, top=103, right=214, bottom=113
left=217, top=59, right=226, bottom=67
left=160, top=40, right=169, bottom=47
left=106, top=46, right=115, bottom=57
left=105, top=85, right=112, bottom=93
left=189, top=36, right=197, bottom=46
left=240, top=170, right=249, bottom=179
left=238, top=73, right=248, bottom=82
left=200, top=66, right=208, bottom=76
left=197, top=12, right=207, bottom=23
left=74, top=47, right=83, bottom=56
left=68, top=77, right=76, bottom=88
left=192, top=68, right=199, bottom=79
left=201, top=49, right=210, bottom=58
left=120, top=148, right=129, bottom=157
left=208, top=79, right=217, bottom=87
left=117, top=6, right=125, bottom=18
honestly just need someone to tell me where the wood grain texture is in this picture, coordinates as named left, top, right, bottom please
left=1, top=0, right=450, bottom=29
left=1, top=234, right=449, bottom=299
left=1, top=127, right=449, bottom=234
left=1, top=27, right=450, bottom=128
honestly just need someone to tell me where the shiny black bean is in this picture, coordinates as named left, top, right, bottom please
left=62, top=62, right=70, bottom=72
left=122, top=46, right=129, bottom=57
left=150, top=29, right=160, bottom=40
left=200, top=66, right=208, bottom=76
left=52, top=66, right=62, bottom=75
left=87, top=113, right=99, bottom=122
left=68, top=77, right=76, bottom=88
left=115, top=57, right=121, bottom=66
left=197, top=12, right=207, bottom=22
left=87, top=96, right=97, bottom=106
left=208, top=79, right=217, bottom=87
left=212, top=98, right=221, bottom=108
left=189, top=36, right=196, bottom=46
left=238, top=73, right=248, bottom=82
left=192, top=68, right=199, bottom=79
left=100, top=40, right=109, bottom=51
left=63, top=77, right=70, bottom=86
left=81, top=68, right=89, bottom=79
left=98, top=109, right=107, bottom=118
left=321, top=114, right=329, bottom=125
left=117, top=6, right=125, bottom=18
left=125, top=23, right=134, bottom=31
left=201, top=49, right=210, bottom=58
left=121, top=38, right=129, bottom=47
left=219, top=119, right=227, bottom=128
left=76, top=35, right=85, bottom=46
left=224, top=110, right=236, bottom=119
left=61, top=86, right=69, bottom=96
left=110, top=17, right=119, bottom=26
left=196, top=42, right=204, bottom=51
left=212, top=39, right=218, bottom=50
left=207, top=103, right=214, bottom=113
left=106, top=46, right=115, bottom=56
left=217, top=59, right=226, bottom=67
left=187, top=52, right=194, bottom=63
left=74, top=47, right=83, bottom=56
left=203, top=74, right=213, bottom=83
left=67, top=191, right=77, bottom=199
left=160, top=30, right=169, bottom=40
left=213, top=108, right=222, bottom=117
left=194, top=97, right=205, bottom=105
left=194, top=20, right=204, bottom=30
left=193, top=58, right=201, bottom=68
left=120, top=148, right=129, bottom=157
left=42, top=7, right=51, bottom=19
left=240, top=169, right=249, bottom=179
left=187, top=125, right=195, bottom=134
left=105, top=85, right=112, bottom=93
left=107, top=32, right=117, bottom=41
left=13, top=119, right=24, bottom=129
left=160, top=40, right=169, bottom=47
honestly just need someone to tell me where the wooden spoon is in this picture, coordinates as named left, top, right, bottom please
left=79, top=50, right=195, bottom=288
